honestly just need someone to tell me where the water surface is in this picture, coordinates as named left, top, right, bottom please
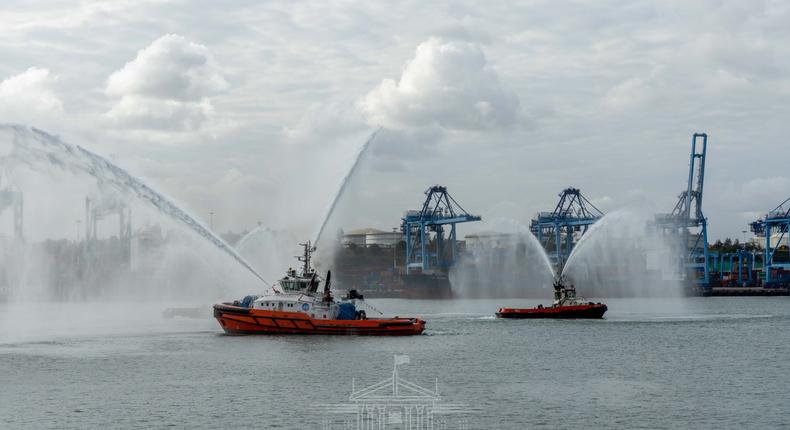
left=2, top=298, right=789, bottom=429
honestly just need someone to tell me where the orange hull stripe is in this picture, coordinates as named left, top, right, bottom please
left=215, top=315, right=424, bottom=336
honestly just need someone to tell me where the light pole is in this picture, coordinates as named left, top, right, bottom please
left=741, top=230, right=747, bottom=249
left=392, top=227, right=398, bottom=269
left=76, top=219, right=81, bottom=242
left=209, top=211, right=215, bottom=230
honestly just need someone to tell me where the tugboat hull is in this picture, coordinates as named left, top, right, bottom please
left=214, top=304, right=425, bottom=336
left=496, top=304, right=607, bottom=319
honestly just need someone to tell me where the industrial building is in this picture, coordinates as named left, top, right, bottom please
left=342, top=228, right=402, bottom=248
left=749, top=234, right=789, bottom=249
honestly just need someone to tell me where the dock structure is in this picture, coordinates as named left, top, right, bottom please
left=530, top=187, right=603, bottom=270
left=653, top=133, right=710, bottom=291
left=750, top=197, right=790, bottom=287
left=401, top=185, right=481, bottom=275
left=706, top=287, right=789, bottom=296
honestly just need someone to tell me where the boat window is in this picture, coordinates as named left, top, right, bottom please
left=281, top=280, right=309, bottom=291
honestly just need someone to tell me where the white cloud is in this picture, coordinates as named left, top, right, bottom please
left=105, top=96, right=214, bottom=131
left=702, top=69, right=751, bottom=94
left=283, top=101, right=368, bottom=143
left=105, top=34, right=228, bottom=131
left=359, top=37, right=520, bottom=130
left=2, top=1, right=790, bottom=239
left=212, top=167, right=271, bottom=194
left=0, top=67, right=63, bottom=126
left=601, top=67, right=665, bottom=111
left=106, top=34, right=227, bottom=100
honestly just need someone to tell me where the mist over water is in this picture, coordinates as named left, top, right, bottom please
left=0, top=125, right=267, bottom=306
left=236, top=225, right=297, bottom=282
left=561, top=209, right=685, bottom=297
left=450, top=218, right=555, bottom=298
left=0, top=123, right=688, bottom=350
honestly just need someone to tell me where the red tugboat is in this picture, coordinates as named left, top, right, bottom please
left=496, top=276, right=607, bottom=319
left=213, top=242, right=425, bottom=336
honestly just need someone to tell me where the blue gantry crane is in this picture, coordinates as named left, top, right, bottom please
left=750, top=196, right=790, bottom=286
left=530, top=187, right=604, bottom=269
left=401, top=185, right=481, bottom=274
left=654, top=133, right=710, bottom=288
left=709, top=249, right=755, bottom=285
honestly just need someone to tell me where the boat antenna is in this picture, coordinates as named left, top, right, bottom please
left=297, top=241, right=316, bottom=276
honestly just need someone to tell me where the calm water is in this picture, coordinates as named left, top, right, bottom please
left=2, top=297, right=790, bottom=429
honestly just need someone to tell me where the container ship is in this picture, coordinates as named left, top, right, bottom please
left=333, top=242, right=453, bottom=299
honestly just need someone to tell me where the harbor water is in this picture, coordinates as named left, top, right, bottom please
left=2, top=297, right=789, bottom=429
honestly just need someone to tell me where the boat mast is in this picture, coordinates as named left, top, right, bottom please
left=297, top=241, right=316, bottom=276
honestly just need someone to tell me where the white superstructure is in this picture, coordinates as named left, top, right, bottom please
left=234, top=242, right=366, bottom=321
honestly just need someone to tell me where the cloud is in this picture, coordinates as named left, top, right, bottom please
left=359, top=37, right=520, bottom=130
left=589, top=196, right=614, bottom=212
left=106, top=34, right=227, bottom=100
left=212, top=166, right=271, bottom=195
left=739, top=176, right=790, bottom=211
left=3, top=1, right=790, bottom=241
left=0, top=67, right=64, bottom=126
left=601, top=67, right=665, bottom=111
left=105, top=34, right=228, bottom=131
left=283, top=101, right=368, bottom=143
left=105, top=96, right=215, bottom=131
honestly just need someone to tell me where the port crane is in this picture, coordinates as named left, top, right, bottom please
left=709, top=249, right=755, bottom=285
left=401, top=185, right=481, bottom=274
left=85, top=195, right=131, bottom=244
left=654, top=133, right=710, bottom=289
left=530, top=187, right=603, bottom=269
left=84, top=194, right=132, bottom=268
left=750, top=196, right=790, bottom=285
left=0, top=167, right=23, bottom=239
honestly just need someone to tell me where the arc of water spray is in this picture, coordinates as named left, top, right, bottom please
left=5, top=125, right=271, bottom=288
left=530, top=231, right=556, bottom=278
left=313, top=127, right=382, bottom=248
left=561, top=210, right=623, bottom=277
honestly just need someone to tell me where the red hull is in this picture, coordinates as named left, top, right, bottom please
left=496, top=304, right=607, bottom=319
left=213, top=304, right=425, bottom=336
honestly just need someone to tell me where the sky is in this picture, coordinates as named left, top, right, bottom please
left=1, top=0, right=789, bottom=242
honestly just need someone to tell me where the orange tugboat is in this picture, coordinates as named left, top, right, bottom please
left=213, top=242, right=425, bottom=336
left=496, top=276, right=607, bottom=319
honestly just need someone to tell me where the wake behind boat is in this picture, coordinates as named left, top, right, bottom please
left=213, top=242, right=425, bottom=335
left=496, top=276, right=607, bottom=319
